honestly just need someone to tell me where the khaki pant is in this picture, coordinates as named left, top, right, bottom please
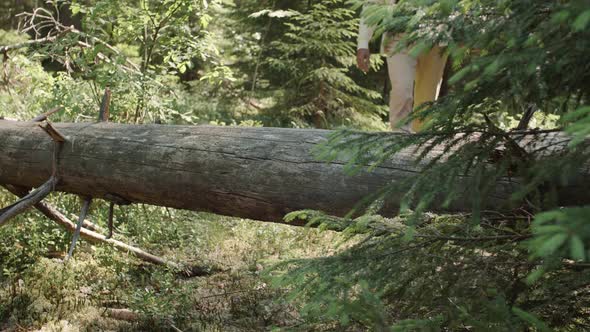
left=386, top=46, right=448, bottom=132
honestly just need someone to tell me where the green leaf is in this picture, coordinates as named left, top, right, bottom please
left=563, top=106, right=590, bottom=123
left=439, top=0, right=458, bottom=15
left=409, top=41, right=432, bottom=58
left=464, top=79, right=479, bottom=91
left=570, top=236, right=586, bottom=261
left=448, top=65, right=471, bottom=84
left=533, top=225, right=567, bottom=235
left=483, top=59, right=502, bottom=76
left=71, top=3, right=81, bottom=15
left=340, top=312, right=350, bottom=326
left=537, top=233, right=568, bottom=257
left=533, top=210, right=564, bottom=225
left=512, top=307, right=551, bottom=332
left=551, top=10, right=570, bottom=24
left=573, top=10, right=590, bottom=31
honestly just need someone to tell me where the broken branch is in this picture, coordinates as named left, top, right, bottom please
left=32, top=107, right=62, bottom=122
left=38, top=121, right=66, bottom=142
left=65, top=197, right=92, bottom=261
left=0, top=176, right=58, bottom=227
left=3, top=185, right=176, bottom=266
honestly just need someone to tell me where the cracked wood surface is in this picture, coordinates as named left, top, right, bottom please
left=0, top=120, right=584, bottom=224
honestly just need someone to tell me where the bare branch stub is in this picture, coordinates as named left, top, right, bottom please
left=38, top=121, right=66, bottom=142
left=104, top=192, right=132, bottom=239
left=98, top=88, right=111, bottom=122
left=104, top=193, right=131, bottom=206
left=97, top=95, right=128, bottom=241
left=32, top=107, right=61, bottom=122
left=106, top=202, right=115, bottom=239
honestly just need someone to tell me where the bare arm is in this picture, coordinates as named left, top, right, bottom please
left=356, top=1, right=382, bottom=72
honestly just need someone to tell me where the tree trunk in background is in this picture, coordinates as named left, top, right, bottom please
left=0, top=120, right=587, bottom=224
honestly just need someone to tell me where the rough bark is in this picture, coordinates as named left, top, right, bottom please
left=0, top=120, right=587, bottom=223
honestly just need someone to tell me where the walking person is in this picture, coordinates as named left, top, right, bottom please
left=356, top=0, right=447, bottom=132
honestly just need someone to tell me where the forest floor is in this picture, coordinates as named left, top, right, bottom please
left=0, top=189, right=347, bottom=331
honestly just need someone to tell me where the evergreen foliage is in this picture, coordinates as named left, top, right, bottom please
left=270, top=0, right=590, bottom=330
left=264, top=0, right=387, bottom=129
left=225, top=0, right=389, bottom=129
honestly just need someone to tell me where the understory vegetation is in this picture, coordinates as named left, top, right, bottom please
left=0, top=191, right=343, bottom=331
left=0, top=0, right=589, bottom=331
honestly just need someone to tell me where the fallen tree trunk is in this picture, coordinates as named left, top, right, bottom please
left=0, top=120, right=587, bottom=224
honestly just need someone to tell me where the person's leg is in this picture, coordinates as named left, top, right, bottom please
left=386, top=52, right=416, bottom=131
left=412, top=46, right=448, bottom=132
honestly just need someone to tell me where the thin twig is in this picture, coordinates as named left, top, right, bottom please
left=0, top=35, right=57, bottom=53
left=414, top=234, right=531, bottom=242
left=65, top=197, right=92, bottom=261
left=106, top=202, right=115, bottom=239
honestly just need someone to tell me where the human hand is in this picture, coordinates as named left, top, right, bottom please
left=356, top=48, right=371, bottom=73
